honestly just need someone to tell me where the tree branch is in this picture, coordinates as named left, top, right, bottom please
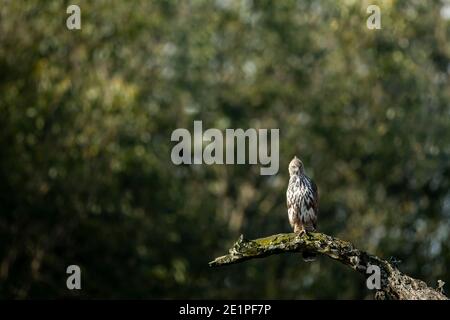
left=209, top=232, right=447, bottom=300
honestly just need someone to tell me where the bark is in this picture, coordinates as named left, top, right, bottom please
left=209, top=232, right=447, bottom=300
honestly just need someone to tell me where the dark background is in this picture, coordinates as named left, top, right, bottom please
left=0, top=0, right=449, bottom=299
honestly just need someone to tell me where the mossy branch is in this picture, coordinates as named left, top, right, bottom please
left=209, top=232, right=447, bottom=300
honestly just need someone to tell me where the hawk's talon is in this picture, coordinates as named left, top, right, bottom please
left=295, top=229, right=306, bottom=238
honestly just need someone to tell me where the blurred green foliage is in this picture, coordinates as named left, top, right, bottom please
left=0, top=0, right=449, bottom=299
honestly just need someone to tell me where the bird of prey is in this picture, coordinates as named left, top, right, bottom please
left=286, top=156, right=319, bottom=261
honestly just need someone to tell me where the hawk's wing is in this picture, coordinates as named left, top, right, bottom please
left=286, top=184, right=299, bottom=212
left=310, top=178, right=319, bottom=230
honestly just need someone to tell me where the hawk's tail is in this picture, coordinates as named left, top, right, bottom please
left=302, top=251, right=316, bottom=262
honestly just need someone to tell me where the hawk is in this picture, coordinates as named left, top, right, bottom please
left=286, top=156, right=319, bottom=261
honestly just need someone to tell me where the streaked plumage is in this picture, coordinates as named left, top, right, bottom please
left=286, top=156, right=319, bottom=261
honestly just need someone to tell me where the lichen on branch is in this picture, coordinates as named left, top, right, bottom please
left=209, top=232, right=447, bottom=300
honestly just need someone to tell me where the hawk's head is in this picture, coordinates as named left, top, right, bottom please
left=288, top=156, right=304, bottom=177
